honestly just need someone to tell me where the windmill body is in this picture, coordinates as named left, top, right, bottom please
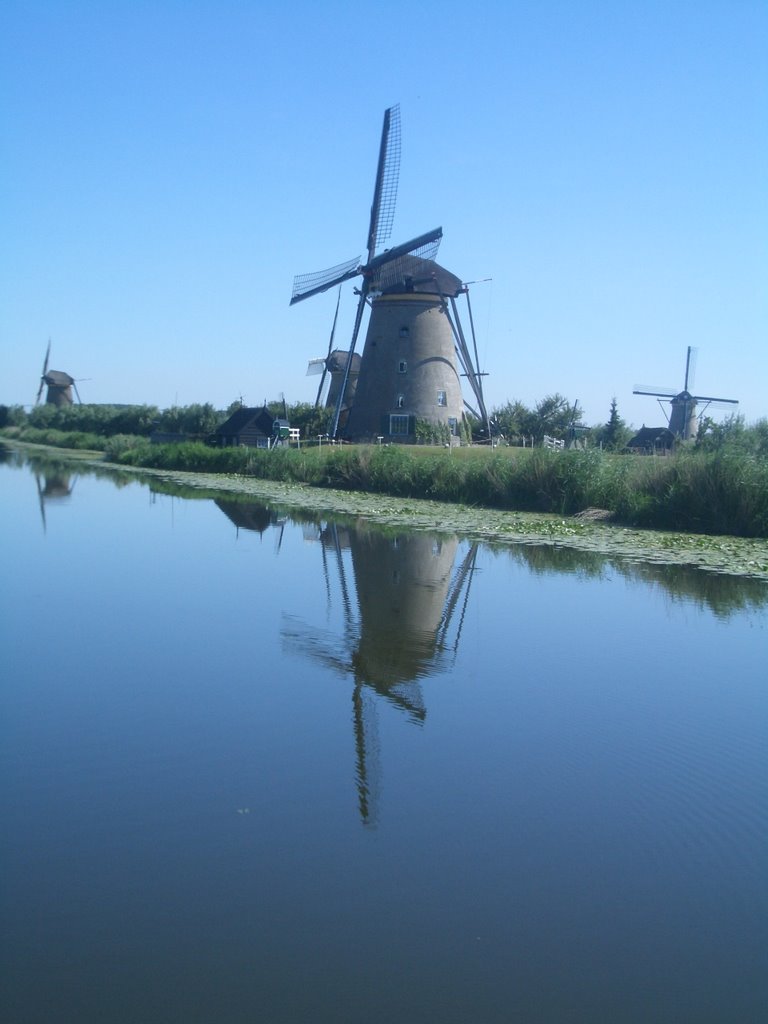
left=308, top=349, right=362, bottom=425
left=291, top=105, right=488, bottom=441
left=345, top=261, right=465, bottom=440
left=667, top=391, right=699, bottom=440
left=633, top=347, right=738, bottom=441
left=42, top=369, right=76, bottom=407
left=35, top=342, right=82, bottom=407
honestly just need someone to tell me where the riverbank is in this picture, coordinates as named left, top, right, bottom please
left=5, top=438, right=767, bottom=580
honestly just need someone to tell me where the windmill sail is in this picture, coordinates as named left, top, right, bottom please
left=291, top=255, right=361, bottom=306
left=366, top=103, right=401, bottom=259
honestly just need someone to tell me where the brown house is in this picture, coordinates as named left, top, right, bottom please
left=626, top=426, right=675, bottom=454
left=215, top=406, right=275, bottom=448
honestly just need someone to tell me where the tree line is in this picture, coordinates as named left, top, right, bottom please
left=1, top=396, right=766, bottom=456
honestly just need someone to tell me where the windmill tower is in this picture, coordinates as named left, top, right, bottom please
left=35, top=341, right=82, bottom=407
left=290, top=105, right=489, bottom=441
left=633, top=347, right=738, bottom=440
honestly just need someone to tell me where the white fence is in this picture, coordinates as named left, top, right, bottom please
left=543, top=434, right=565, bottom=450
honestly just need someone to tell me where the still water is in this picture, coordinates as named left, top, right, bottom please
left=1, top=447, right=766, bottom=1023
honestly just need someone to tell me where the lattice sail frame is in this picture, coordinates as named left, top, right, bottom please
left=291, top=256, right=360, bottom=305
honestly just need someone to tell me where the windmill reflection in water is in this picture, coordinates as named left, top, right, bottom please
left=35, top=468, right=78, bottom=533
left=283, top=521, right=479, bottom=826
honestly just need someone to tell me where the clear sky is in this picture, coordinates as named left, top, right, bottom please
left=2, top=0, right=766, bottom=428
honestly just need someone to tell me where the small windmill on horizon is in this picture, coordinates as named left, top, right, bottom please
left=633, top=347, right=738, bottom=440
left=35, top=340, right=85, bottom=407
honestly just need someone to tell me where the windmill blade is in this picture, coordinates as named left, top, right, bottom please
left=366, top=103, right=401, bottom=261
left=689, top=395, right=739, bottom=406
left=36, top=340, right=51, bottom=403
left=633, top=386, right=677, bottom=397
left=315, top=286, right=342, bottom=407
left=330, top=287, right=369, bottom=438
left=448, top=295, right=490, bottom=433
left=35, top=474, right=47, bottom=534
left=462, top=286, right=490, bottom=431
left=306, top=358, right=327, bottom=376
left=290, top=255, right=361, bottom=305
left=684, top=346, right=698, bottom=392
left=353, top=682, right=381, bottom=827
left=73, top=381, right=83, bottom=404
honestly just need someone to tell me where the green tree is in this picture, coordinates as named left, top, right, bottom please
left=520, top=394, right=580, bottom=444
left=0, top=405, right=27, bottom=428
left=285, top=401, right=331, bottom=439
left=593, top=397, right=632, bottom=450
left=696, top=414, right=768, bottom=457
left=490, top=400, right=531, bottom=442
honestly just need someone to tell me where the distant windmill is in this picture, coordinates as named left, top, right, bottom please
left=566, top=399, right=587, bottom=448
left=633, top=347, right=738, bottom=440
left=305, top=287, right=362, bottom=414
left=290, top=104, right=489, bottom=441
left=35, top=341, right=83, bottom=407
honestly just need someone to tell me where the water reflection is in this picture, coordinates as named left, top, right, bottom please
left=282, top=522, right=479, bottom=824
left=34, top=468, right=77, bottom=532
left=2, top=445, right=767, bottom=1021
left=214, top=498, right=289, bottom=550
left=4, top=445, right=767, bottom=622
left=500, top=541, right=768, bottom=620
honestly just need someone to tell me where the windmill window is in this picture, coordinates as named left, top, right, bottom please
left=396, top=394, right=405, bottom=409
left=399, top=326, right=409, bottom=338
left=437, top=390, right=447, bottom=407
left=398, top=359, right=407, bottom=373
left=448, top=417, right=458, bottom=435
left=389, top=414, right=410, bottom=436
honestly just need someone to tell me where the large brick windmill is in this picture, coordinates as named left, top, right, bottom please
left=290, top=105, right=489, bottom=442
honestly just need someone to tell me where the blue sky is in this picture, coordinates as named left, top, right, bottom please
left=2, top=0, right=766, bottom=427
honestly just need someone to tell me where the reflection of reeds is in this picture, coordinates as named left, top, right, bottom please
left=499, top=542, right=768, bottom=618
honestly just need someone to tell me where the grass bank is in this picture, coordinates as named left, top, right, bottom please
left=3, top=428, right=767, bottom=538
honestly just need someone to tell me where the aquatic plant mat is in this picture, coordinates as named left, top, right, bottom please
left=126, top=465, right=768, bottom=581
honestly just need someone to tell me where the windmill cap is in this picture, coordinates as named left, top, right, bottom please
left=374, top=256, right=463, bottom=297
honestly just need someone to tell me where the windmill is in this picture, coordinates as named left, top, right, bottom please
left=633, top=347, right=738, bottom=440
left=290, top=104, right=489, bottom=441
left=35, top=341, right=82, bottom=407
left=305, top=287, right=362, bottom=414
